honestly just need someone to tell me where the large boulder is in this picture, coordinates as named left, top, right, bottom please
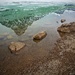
left=33, top=31, right=47, bottom=40
left=57, top=22, right=75, bottom=33
left=9, top=42, right=25, bottom=52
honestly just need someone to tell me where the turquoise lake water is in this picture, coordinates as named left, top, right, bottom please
left=0, top=1, right=75, bottom=59
left=0, top=2, right=75, bottom=36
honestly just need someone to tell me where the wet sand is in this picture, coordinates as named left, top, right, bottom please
left=0, top=11, right=75, bottom=75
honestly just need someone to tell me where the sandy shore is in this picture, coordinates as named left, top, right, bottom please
left=21, top=22, right=75, bottom=75
left=0, top=22, right=75, bottom=75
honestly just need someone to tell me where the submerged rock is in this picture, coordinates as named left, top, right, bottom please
left=2, top=32, right=9, bottom=36
left=7, top=35, right=13, bottom=39
left=9, top=42, right=25, bottom=52
left=61, top=19, right=66, bottom=23
left=33, top=31, right=47, bottom=40
left=57, top=22, right=75, bottom=33
left=0, top=34, right=7, bottom=40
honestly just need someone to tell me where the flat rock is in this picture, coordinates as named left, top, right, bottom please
left=57, top=22, right=75, bottom=33
left=9, top=42, right=25, bottom=52
left=33, top=31, right=47, bottom=40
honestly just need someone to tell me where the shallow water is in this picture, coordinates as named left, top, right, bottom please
left=0, top=2, right=75, bottom=75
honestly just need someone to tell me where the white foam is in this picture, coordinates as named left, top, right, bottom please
left=64, top=10, right=75, bottom=13
left=51, top=12, right=61, bottom=16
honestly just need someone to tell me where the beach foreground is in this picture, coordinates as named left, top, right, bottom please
left=0, top=22, right=75, bottom=75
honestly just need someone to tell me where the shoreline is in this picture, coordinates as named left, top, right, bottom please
left=0, top=22, right=75, bottom=75
left=20, top=22, right=75, bottom=75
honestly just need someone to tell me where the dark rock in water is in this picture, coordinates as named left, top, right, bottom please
left=0, top=8, right=10, bottom=12
left=56, top=21, right=59, bottom=23
left=55, top=10, right=64, bottom=14
left=0, top=33, right=9, bottom=40
left=33, top=31, right=47, bottom=40
left=64, top=4, right=75, bottom=11
left=65, top=4, right=75, bottom=6
left=61, top=19, right=66, bottom=23
left=57, top=22, right=75, bottom=33
left=67, top=8, right=75, bottom=11
left=9, top=42, right=25, bottom=52
left=0, top=37, right=4, bottom=40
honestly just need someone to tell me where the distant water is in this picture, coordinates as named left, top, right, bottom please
left=0, top=2, right=75, bottom=36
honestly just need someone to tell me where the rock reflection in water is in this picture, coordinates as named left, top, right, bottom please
left=0, top=16, right=41, bottom=36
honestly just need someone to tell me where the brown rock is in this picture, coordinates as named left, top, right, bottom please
left=33, top=31, right=47, bottom=40
left=9, top=42, right=25, bottom=52
left=57, top=22, right=75, bottom=33
left=57, top=26, right=70, bottom=33
left=61, top=19, right=66, bottom=23
left=70, top=43, right=75, bottom=50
